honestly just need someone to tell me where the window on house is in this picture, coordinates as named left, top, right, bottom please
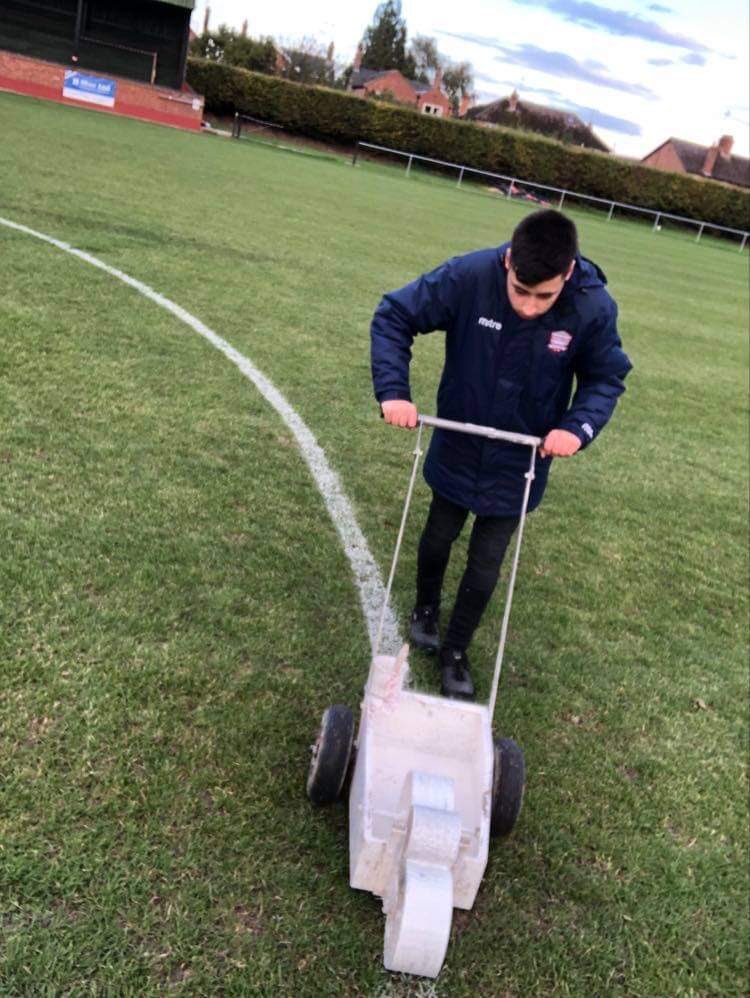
left=422, top=104, right=443, bottom=116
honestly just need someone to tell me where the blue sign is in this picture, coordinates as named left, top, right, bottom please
left=63, top=71, right=117, bottom=108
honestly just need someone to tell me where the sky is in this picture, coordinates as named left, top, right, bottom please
left=189, top=0, right=749, bottom=158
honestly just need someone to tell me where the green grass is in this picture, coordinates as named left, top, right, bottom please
left=0, top=90, right=748, bottom=996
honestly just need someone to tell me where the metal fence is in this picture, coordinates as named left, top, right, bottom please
left=353, top=141, right=749, bottom=251
left=232, top=112, right=284, bottom=140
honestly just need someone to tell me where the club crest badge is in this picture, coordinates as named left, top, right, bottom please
left=548, top=330, right=572, bottom=353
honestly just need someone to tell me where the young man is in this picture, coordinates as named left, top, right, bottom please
left=370, top=209, right=632, bottom=700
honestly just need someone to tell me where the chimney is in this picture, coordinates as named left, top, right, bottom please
left=241, top=19, right=247, bottom=37
left=353, top=43, right=363, bottom=73
left=508, top=89, right=519, bottom=112
left=434, top=67, right=443, bottom=91
left=459, top=93, right=474, bottom=117
left=718, top=134, right=734, bottom=159
left=203, top=6, right=210, bottom=34
left=702, top=142, right=719, bottom=177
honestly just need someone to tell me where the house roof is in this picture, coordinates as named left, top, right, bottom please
left=155, top=0, right=195, bottom=8
left=465, top=95, right=609, bottom=152
left=349, top=68, right=394, bottom=89
left=350, top=68, right=447, bottom=99
left=643, top=138, right=750, bottom=188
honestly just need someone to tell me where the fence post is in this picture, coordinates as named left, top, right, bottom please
left=741, top=233, right=748, bottom=253
left=233, top=112, right=239, bottom=139
left=345, top=146, right=737, bottom=249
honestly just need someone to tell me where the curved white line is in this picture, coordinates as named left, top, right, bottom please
left=1, top=216, right=402, bottom=655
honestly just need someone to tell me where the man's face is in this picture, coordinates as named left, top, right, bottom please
left=505, top=251, right=574, bottom=321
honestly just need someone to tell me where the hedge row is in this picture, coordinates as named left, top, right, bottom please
left=187, top=59, right=750, bottom=232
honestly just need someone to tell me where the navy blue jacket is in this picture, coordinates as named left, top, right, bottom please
left=371, top=243, right=632, bottom=516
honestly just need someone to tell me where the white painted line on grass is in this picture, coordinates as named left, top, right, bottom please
left=1, top=215, right=402, bottom=655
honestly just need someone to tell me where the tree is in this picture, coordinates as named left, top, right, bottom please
left=442, top=61, right=474, bottom=115
left=189, top=25, right=277, bottom=75
left=405, top=32, right=475, bottom=112
left=360, top=1, right=416, bottom=77
left=410, top=35, right=441, bottom=84
left=278, top=37, right=336, bottom=87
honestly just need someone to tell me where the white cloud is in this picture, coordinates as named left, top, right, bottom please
left=190, top=0, right=750, bottom=158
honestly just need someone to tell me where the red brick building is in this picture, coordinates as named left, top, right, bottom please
left=347, top=47, right=468, bottom=118
left=641, top=135, right=749, bottom=189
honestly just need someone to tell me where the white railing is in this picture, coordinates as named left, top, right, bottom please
left=352, top=141, right=749, bottom=251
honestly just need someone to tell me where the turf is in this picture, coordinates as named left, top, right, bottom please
left=0, top=90, right=748, bottom=996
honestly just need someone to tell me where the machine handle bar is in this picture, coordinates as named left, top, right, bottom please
left=418, top=414, right=541, bottom=449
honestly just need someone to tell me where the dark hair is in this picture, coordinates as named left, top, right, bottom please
left=510, top=210, right=578, bottom=285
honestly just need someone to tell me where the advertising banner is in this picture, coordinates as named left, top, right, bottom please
left=63, top=71, right=117, bottom=108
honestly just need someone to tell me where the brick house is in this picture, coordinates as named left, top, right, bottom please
left=347, top=46, right=468, bottom=117
left=641, top=135, right=749, bottom=189
left=464, top=90, right=609, bottom=151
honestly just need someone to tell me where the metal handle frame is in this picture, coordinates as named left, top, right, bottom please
left=418, top=414, right=541, bottom=449
left=374, top=415, right=538, bottom=726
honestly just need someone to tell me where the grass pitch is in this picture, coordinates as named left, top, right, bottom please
left=1, top=91, right=748, bottom=996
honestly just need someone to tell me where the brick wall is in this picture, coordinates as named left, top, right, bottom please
left=0, top=50, right=203, bottom=131
left=362, top=71, right=418, bottom=106
left=355, top=70, right=455, bottom=117
left=642, top=143, right=686, bottom=175
left=352, top=69, right=457, bottom=116
left=417, top=86, right=451, bottom=116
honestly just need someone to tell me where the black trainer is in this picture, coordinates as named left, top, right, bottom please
left=439, top=647, right=475, bottom=701
left=409, top=604, right=440, bottom=653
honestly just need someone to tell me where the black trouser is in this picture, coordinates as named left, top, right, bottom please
left=416, top=491, right=519, bottom=653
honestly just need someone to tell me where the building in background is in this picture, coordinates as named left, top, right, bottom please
left=0, top=0, right=203, bottom=129
left=347, top=46, right=469, bottom=118
left=641, top=135, right=749, bottom=189
left=464, top=90, right=609, bottom=152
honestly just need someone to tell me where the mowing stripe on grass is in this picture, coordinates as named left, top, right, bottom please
left=0, top=214, right=402, bottom=655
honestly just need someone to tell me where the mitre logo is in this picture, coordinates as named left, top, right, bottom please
left=478, top=316, right=502, bottom=331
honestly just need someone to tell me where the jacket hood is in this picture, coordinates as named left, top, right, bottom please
left=572, top=254, right=608, bottom=289
left=498, top=242, right=607, bottom=290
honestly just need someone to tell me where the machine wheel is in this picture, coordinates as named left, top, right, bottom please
left=306, top=705, right=355, bottom=804
left=383, top=862, right=453, bottom=978
left=491, top=737, right=525, bottom=838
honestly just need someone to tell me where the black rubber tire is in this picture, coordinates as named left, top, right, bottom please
left=490, top=737, right=526, bottom=837
left=306, top=705, right=355, bottom=804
